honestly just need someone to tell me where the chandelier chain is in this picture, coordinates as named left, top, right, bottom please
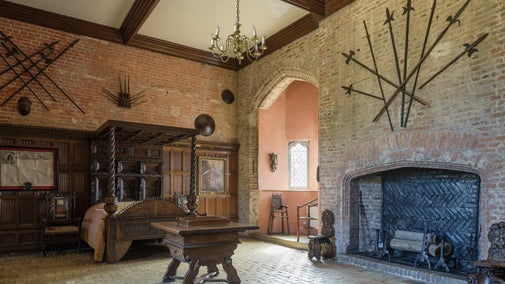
left=236, top=0, right=240, bottom=25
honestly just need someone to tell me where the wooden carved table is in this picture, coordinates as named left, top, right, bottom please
left=151, top=217, right=258, bottom=284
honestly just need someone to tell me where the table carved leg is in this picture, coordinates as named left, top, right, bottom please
left=221, top=257, right=240, bottom=284
left=163, top=258, right=181, bottom=282
left=183, top=260, right=201, bottom=284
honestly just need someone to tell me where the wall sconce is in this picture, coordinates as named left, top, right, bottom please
left=269, top=153, right=278, bottom=172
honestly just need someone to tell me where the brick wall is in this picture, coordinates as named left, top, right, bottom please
left=0, top=18, right=238, bottom=144
left=237, top=0, right=504, bottom=259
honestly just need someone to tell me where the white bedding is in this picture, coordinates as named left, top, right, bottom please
left=80, top=203, right=108, bottom=262
left=80, top=202, right=135, bottom=262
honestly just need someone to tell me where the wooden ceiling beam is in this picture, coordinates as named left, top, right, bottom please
left=0, top=1, right=123, bottom=43
left=325, top=0, right=356, bottom=16
left=240, top=13, right=321, bottom=68
left=281, top=0, right=326, bottom=16
left=0, top=0, right=355, bottom=71
left=120, top=0, right=160, bottom=45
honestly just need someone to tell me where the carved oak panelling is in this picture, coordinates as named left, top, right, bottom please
left=0, top=123, right=91, bottom=252
left=163, top=142, right=239, bottom=221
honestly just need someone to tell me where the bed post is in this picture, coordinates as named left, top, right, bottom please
left=104, top=125, right=118, bottom=215
left=186, top=135, right=199, bottom=215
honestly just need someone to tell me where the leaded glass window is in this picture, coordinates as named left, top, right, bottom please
left=289, top=141, right=309, bottom=189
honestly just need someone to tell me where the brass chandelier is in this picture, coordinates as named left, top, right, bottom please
left=209, top=0, right=267, bottom=64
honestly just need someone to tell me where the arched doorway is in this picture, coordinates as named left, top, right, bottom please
left=257, top=80, right=319, bottom=235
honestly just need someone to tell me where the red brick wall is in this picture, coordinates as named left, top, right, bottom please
left=237, top=0, right=504, bottom=259
left=0, top=18, right=238, bottom=143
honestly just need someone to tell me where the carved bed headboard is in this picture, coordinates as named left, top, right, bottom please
left=89, top=120, right=200, bottom=205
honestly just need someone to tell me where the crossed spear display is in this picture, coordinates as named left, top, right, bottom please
left=341, top=0, right=488, bottom=131
left=0, top=31, right=84, bottom=113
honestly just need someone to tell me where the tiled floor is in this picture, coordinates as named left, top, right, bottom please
left=0, top=237, right=424, bottom=284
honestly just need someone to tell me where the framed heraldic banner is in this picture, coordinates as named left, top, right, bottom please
left=0, top=147, right=58, bottom=190
left=198, top=157, right=226, bottom=195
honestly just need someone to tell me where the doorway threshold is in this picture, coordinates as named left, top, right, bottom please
left=248, top=231, right=308, bottom=251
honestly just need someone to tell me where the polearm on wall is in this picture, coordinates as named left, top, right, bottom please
left=0, top=31, right=84, bottom=114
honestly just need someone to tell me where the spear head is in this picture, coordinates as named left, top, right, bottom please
left=402, top=0, right=415, bottom=15
left=384, top=8, right=395, bottom=25
left=342, top=50, right=355, bottom=64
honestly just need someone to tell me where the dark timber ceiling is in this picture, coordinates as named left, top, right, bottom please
left=0, top=0, right=355, bottom=70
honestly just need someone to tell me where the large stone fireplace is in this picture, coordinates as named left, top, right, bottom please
left=348, top=167, right=480, bottom=275
left=321, top=128, right=498, bottom=283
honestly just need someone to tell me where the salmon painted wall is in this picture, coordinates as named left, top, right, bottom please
left=259, top=190, right=318, bottom=235
left=258, top=80, right=318, bottom=234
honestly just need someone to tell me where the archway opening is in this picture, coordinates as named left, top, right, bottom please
left=257, top=80, right=319, bottom=237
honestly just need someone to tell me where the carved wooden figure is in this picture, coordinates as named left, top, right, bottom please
left=468, top=221, right=505, bottom=283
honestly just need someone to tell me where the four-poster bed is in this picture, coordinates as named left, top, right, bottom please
left=81, top=120, right=201, bottom=262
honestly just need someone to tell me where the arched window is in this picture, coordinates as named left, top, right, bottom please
left=288, top=141, right=309, bottom=189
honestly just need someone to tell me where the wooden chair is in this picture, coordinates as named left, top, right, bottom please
left=41, top=192, right=81, bottom=256
left=268, top=194, right=290, bottom=235
left=468, top=221, right=505, bottom=283
left=308, top=209, right=336, bottom=261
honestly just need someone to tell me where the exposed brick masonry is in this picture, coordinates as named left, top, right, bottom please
left=0, top=18, right=238, bottom=143
left=237, top=0, right=504, bottom=260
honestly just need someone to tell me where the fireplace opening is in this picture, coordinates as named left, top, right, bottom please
left=348, top=167, right=480, bottom=275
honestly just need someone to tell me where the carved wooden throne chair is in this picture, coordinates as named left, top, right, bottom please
left=308, top=209, right=336, bottom=261
left=468, top=221, right=505, bottom=283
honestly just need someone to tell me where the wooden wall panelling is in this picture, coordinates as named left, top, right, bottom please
left=205, top=196, right=217, bottom=216
left=0, top=124, right=91, bottom=252
left=0, top=196, right=16, bottom=226
left=163, top=141, right=239, bottom=221
left=0, top=193, right=45, bottom=251
left=163, top=146, right=191, bottom=197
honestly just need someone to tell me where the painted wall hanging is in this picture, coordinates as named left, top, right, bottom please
left=101, top=75, right=146, bottom=108
left=341, top=0, right=488, bottom=131
left=0, top=31, right=83, bottom=114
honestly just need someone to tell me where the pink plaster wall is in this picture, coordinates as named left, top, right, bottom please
left=258, top=80, right=319, bottom=190
left=257, top=80, right=319, bottom=234
left=259, top=190, right=318, bottom=235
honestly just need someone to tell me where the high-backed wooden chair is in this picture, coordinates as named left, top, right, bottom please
left=468, top=221, right=505, bottom=283
left=308, top=209, right=336, bottom=261
left=41, top=192, right=81, bottom=256
left=268, top=194, right=290, bottom=235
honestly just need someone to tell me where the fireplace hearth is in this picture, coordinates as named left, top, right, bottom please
left=348, top=167, right=480, bottom=275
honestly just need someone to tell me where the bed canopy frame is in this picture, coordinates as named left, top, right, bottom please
left=91, top=120, right=201, bottom=215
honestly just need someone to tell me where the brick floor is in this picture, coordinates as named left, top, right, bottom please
left=0, top=237, right=424, bottom=284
